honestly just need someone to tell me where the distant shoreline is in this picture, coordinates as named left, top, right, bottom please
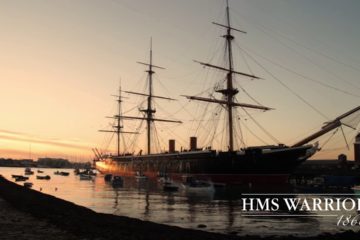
left=0, top=157, right=91, bottom=169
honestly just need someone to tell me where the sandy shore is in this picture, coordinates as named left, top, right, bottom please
left=0, top=198, right=82, bottom=240
left=0, top=175, right=359, bottom=240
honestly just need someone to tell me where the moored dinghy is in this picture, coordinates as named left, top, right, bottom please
left=54, top=171, right=70, bottom=176
left=104, top=174, right=113, bottom=182
left=14, top=176, right=29, bottom=182
left=24, top=167, right=34, bottom=175
left=36, top=175, right=51, bottom=180
left=79, top=174, right=93, bottom=180
left=111, top=176, right=123, bottom=187
left=23, top=182, right=33, bottom=188
left=181, top=175, right=215, bottom=194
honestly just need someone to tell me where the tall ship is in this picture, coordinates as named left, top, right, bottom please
left=95, top=1, right=360, bottom=186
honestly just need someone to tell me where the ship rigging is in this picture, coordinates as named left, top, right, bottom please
left=95, top=0, right=360, bottom=186
left=183, top=0, right=272, bottom=152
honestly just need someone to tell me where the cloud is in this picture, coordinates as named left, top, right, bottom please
left=0, top=148, right=29, bottom=158
left=0, top=129, right=92, bottom=151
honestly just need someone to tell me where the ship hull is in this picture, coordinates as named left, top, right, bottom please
left=96, top=144, right=317, bottom=186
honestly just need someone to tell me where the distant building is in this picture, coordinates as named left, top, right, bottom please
left=0, top=158, right=35, bottom=167
left=18, top=159, right=35, bottom=167
left=37, top=157, right=71, bottom=168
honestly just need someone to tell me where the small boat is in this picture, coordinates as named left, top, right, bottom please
left=104, top=174, right=113, bottom=182
left=74, top=168, right=80, bottom=175
left=23, top=182, right=33, bottom=188
left=158, top=177, right=166, bottom=183
left=36, top=175, right=51, bottom=180
left=135, top=171, right=147, bottom=181
left=77, top=169, right=97, bottom=176
left=158, top=175, right=170, bottom=183
left=54, top=171, right=70, bottom=176
left=111, top=176, right=123, bottom=187
left=79, top=174, right=93, bottom=180
left=11, top=174, right=23, bottom=179
left=14, top=176, right=29, bottom=182
left=181, top=176, right=215, bottom=193
left=24, top=167, right=34, bottom=175
left=37, top=170, right=44, bottom=173
left=60, top=171, right=69, bottom=176
left=86, top=169, right=97, bottom=176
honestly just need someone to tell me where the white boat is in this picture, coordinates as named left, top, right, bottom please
left=158, top=176, right=167, bottom=183
left=79, top=174, right=93, bottom=180
left=181, top=176, right=215, bottom=194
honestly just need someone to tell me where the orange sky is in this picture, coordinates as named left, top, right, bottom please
left=0, top=0, right=359, bottom=161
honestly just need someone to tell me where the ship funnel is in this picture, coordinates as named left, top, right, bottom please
left=190, top=137, right=197, bottom=151
left=355, top=133, right=360, bottom=164
left=169, top=139, right=175, bottom=153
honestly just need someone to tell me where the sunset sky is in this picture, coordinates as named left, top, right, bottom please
left=0, top=0, right=359, bottom=161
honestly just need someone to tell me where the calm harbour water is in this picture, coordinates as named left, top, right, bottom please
left=1, top=166, right=359, bottom=237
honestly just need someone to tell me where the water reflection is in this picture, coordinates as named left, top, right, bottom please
left=0, top=167, right=359, bottom=237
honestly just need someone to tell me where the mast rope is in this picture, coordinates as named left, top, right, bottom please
left=160, top=124, right=188, bottom=147
left=240, top=106, right=281, bottom=144
left=194, top=102, right=212, bottom=136
left=127, top=120, right=144, bottom=153
left=229, top=9, right=360, bottom=90
left=206, top=106, right=223, bottom=148
left=240, top=118, right=269, bottom=145
left=102, top=131, right=115, bottom=154
left=238, top=85, right=265, bottom=106
left=318, top=127, right=360, bottom=154
left=240, top=47, right=329, bottom=120
left=122, top=99, right=147, bottom=115
left=319, top=128, right=339, bottom=150
left=239, top=46, right=360, bottom=99
left=152, top=124, right=160, bottom=153
left=234, top=108, right=246, bottom=148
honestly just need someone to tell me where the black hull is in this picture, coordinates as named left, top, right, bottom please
left=96, top=144, right=317, bottom=185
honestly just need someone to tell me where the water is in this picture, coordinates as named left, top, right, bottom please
left=1, top=167, right=359, bottom=237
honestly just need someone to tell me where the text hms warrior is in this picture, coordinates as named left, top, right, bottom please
left=241, top=197, right=360, bottom=227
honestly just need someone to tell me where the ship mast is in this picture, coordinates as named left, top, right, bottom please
left=143, top=40, right=156, bottom=154
left=184, top=0, right=271, bottom=151
left=225, top=0, right=235, bottom=151
left=125, top=40, right=182, bottom=154
left=99, top=85, right=138, bottom=156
